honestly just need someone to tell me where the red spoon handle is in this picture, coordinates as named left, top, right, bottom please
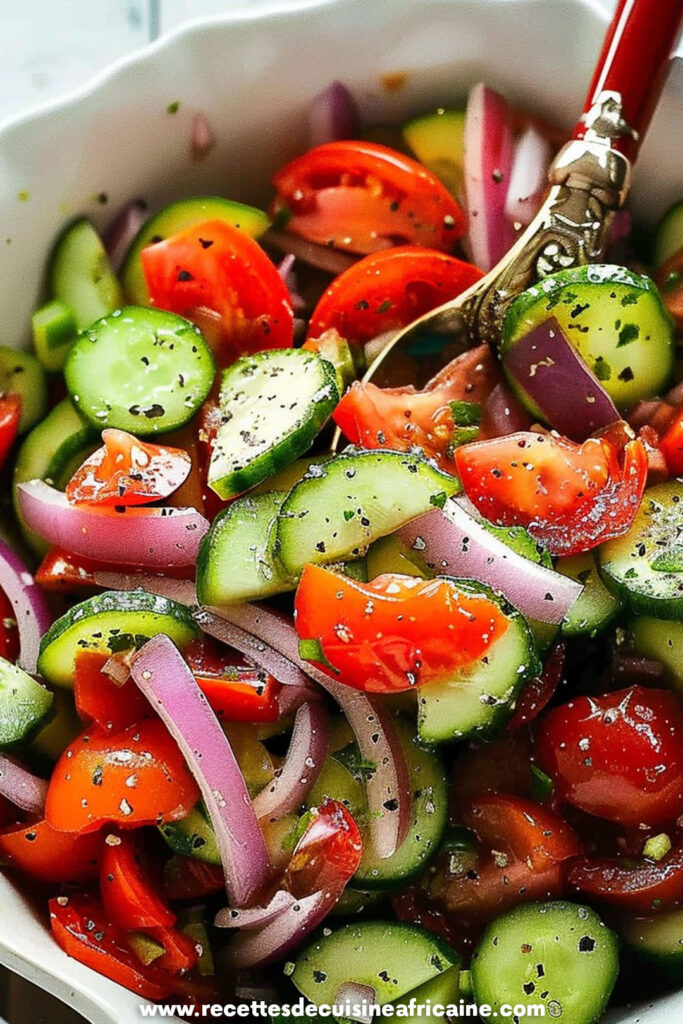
left=573, top=0, right=683, bottom=159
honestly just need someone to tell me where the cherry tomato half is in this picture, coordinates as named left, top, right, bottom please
left=568, top=843, right=683, bottom=913
left=0, top=818, right=102, bottom=883
left=100, top=830, right=175, bottom=930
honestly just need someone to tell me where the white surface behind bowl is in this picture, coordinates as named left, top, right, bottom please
left=0, top=0, right=681, bottom=1021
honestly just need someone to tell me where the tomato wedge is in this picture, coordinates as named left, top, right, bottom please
left=333, top=344, right=501, bottom=472
left=66, top=429, right=191, bottom=507
left=659, top=406, right=683, bottom=475
left=284, top=799, right=363, bottom=898
left=75, top=651, right=151, bottom=736
left=100, top=830, right=176, bottom=930
left=185, top=637, right=281, bottom=723
left=463, top=794, right=581, bottom=872
left=163, top=855, right=225, bottom=902
left=35, top=547, right=194, bottom=595
left=141, top=218, right=293, bottom=363
left=45, top=719, right=200, bottom=833
left=273, top=141, right=466, bottom=254
left=0, top=394, right=21, bottom=472
left=147, top=925, right=200, bottom=974
left=568, top=844, right=683, bottom=913
left=455, top=430, right=648, bottom=556
left=295, top=566, right=509, bottom=693
left=0, top=818, right=102, bottom=883
left=307, top=246, right=483, bottom=345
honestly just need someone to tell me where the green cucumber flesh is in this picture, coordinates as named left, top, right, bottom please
left=0, top=347, right=48, bottom=434
left=599, top=480, right=683, bottom=619
left=366, top=533, right=429, bottom=579
left=654, top=201, right=683, bottom=268
left=620, top=908, right=683, bottom=986
left=197, top=491, right=292, bottom=605
left=160, top=803, right=220, bottom=865
left=501, top=264, right=675, bottom=411
left=471, top=901, right=619, bottom=1024
left=629, top=615, right=683, bottom=692
left=65, top=306, right=215, bottom=435
left=31, top=300, right=79, bottom=373
left=418, top=583, right=539, bottom=744
left=291, top=920, right=458, bottom=1010
left=402, top=109, right=466, bottom=199
left=558, top=551, right=622, bottom=637
left=392, top=965, right=460, bottom=1023
left=30, top=689, right=82, bottom=762
left=49, top=218, right=123, bottom=330
left=0, top=657, right=54, bottom=747
left=277, top=448, right=460, bottom=575
left=208, top=349, right=339, bottom=500
left=38, top=590, right=199, bottom=688
left=121, top=197, right=270, bottom=304
left=251, top=455, right=332, bottom=496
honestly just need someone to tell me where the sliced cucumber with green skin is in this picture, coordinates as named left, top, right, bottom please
left=366, top=534, right=429, bottom=579
left=306, top=331, right=359, bottom=392
left=160, top=803, right=220, bottom=865
left=402, top=108, right=466, bottom=199
left=654, top=201, right=683, bottom=268
left=32, top=300, right=79, bottom=373
left=197, top=491, right=292, bottom=605
left=49, top=218, right=123, bottom=330
left=37, top=590, right=199, bottom=688
left=30, top=689, right=82, bottom=762
left=599, top=481, right=683, bottom=619
left=558, top=551, right=622, bottom=637
left=0, top=657, right=53, bottom=747
left=65, top=306, right=215, bottom=436
left=208, top=349, right=339, bottom=499
left=629, top=615, right=683, bottom=691
left=392, top=965, right=460, bottom=1023
left=418, top=583, right=539, bottom=744
left=121, top=197, right=270, bottom=304
left=620, top=908, right=683, bottom=987
left=501, top=264, right=675, bottom=411
left=251, top=455, right=332, bottom=497
left=0, top=348, right=47, bottom=434
left=291, top=921, right=458, bottom=1010
left=277, top=448, right=460, bottom=575
left=471, top=901, right=619, bottom=1024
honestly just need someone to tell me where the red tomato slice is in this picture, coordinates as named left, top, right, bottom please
left=568, top=844, right=683, bottom=912
left=49, top=894, right=174, bottom=1000
left=0, top=394, right=21, bottom=472
left=35, top=547, right=195, bottom=595
left=100, top=830, right=176, bottom=930
left=463, top=794, right=581, bottom=872
left=66, top=429, right=191, bottom=507
left=147, top=925, right=200, bottom=974
left=536, top=686, right=683, bottom=829
left=307, top=247, right=483, bottom=345
left=75, top=651, right=151, bottom=736
left=141, top=219, right=293, bottom=363
left=506, top=642, right=565, bottom=733
left=659, top=406, right=683, bottom=475
left=0, top=818, right=102, bottom=883
left=455, top=430, right=648, bottom=556
left=45, top=719, right=200, bottom=834
left=163, top=855, right=225, bottom=902
left=295, top=566, right=509, bottom=693
left=333, top=344, right=501, bottom=473
left=273, top=141, right=466, bottom=254
left=0, top=586, right=20, bottom=663
left=185, top=636, right=281, bottom=723
left=284, top=799, right=363, bottom=898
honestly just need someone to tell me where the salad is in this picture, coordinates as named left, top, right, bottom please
left=0, top=77, right=682, bottom=1022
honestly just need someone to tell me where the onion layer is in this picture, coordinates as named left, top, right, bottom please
left=253, top=700, right=330, bottom=823
left=505, top=125, right=551, bottom=227
left=308, top=81, right=359, bottom=147
left=0, top=538, right=52, bottom=674
left=0, top=753, right=48, bottom=815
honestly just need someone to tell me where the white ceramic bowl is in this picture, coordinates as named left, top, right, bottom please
left=0, top=1, right=681, bottom=1021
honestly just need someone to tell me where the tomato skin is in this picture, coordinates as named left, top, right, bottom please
left=141, top=219, right=293, bottom=362
left=0, top=586, right=20, bottom=662
left=463, top=794, right=581, bottom=871
left=49, top=894, right=174, bottom=1000
left=295, top=566, right=510, bottom=693
left=333, top=344, right=501, bottom=472
left=659, top=407, right=683, bottom=475
left=284, top=798, right=363, bottom=898
left=66, top=429, right=191, bottom=507
left=35, top=547, right=195, bottom=594
left=506, top=642, right=565, bottom=732
left=568, top=844, right=683, bottom=913
left=0, top=818, right=102, bottom=883
left=0, top=394, right=21, bottom=471
left=45, top=719, right=200, bottom=834
left=75, top=651, right=151, bottom=735
left=147, top=925, right=200, bottom=974
left=185, top=636, right=281, bottom=723
left=100, top=831, right=176, bottom=930
left=307, top=247, right=483, bottom=345
left=163, top=855, right=225, bottom=903
left=455, top=431, right=648, bottom=556
left=536, top=686, right=683, bottom=829
left=273, top=141, right=466, bottom=254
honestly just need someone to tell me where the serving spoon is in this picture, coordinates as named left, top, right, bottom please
left=344, top=0, right=683, bottom=397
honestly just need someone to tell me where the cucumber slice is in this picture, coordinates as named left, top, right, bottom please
left=654, top=201, right=683, bottom=268
left=393, top=965, right=460, bottom=1023
left=37, top=590, right=199, bottom=688
left=629, top=616, right=683, bottom=692
left=251, top=455, right=332, bottom=497
left=30, top=689, right=82, bottom=762
left=291, top=921, right=458, bottom=1010
left=13, top=398, right=98, bottom=554
left=599, top=481, right=683, bottom=619
left=0, top=347, right=47, bottom=434
left=417, top=583, right=539, bottom=744
left=121, top=197, right=270, bottom=304
left=208, top=349, right=339, bottom=499
left=620, top=907, right=683, bottom=986
left=277, top=448, right=460, bottom=575
left=471, top=901, right=619, bottom=1024
left=366, top=534, right=429, bottom=579
left=306, top=331, right=359, bottom=392
left=49, top=218, right=123, bottom=330
left=402, top=108, right=466, bottom=198
left=501, top=264, right=675, bottom=411
left=558, top=551, right=622, bottom=637
left=65, top=306, right=215, bottom=436
left=32, top=300, right=79, bottom=373
left=160, top=803, right=220, bottom=865
left=197, top=491, right=291, bottom=605
left=0, top=657, right=53, bottom=747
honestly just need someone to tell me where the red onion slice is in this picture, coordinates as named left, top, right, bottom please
left=104, top=200, right=147, bottom=273
left=93, top=571, right=198, bottom=606
left=485, top=381, right=532, bottom=436
left=17, top=481, right=209, bottom=568
left=191, top=111, right=217, bottom=159
left=0, top=754, right=48, bottom=815
left=502, top=318, right=620, bottom=440
left=504, top=125, right=551, bottom=227
left=399, top=498, right=583, bottom=624
left=308, top=81, right=359, bottom=147
left=215, top=889, right=297, bottom=930
left=130, top=634, right=271, bottom=907
left=229, top=889, right=336, bottom=968
left=264, top=229, right=357, bottom=276
left=463, top=83, right=516, bottom=271
left=253, top=700, right=330, bottom=823
left=0, top=538, right=52, bottom=674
